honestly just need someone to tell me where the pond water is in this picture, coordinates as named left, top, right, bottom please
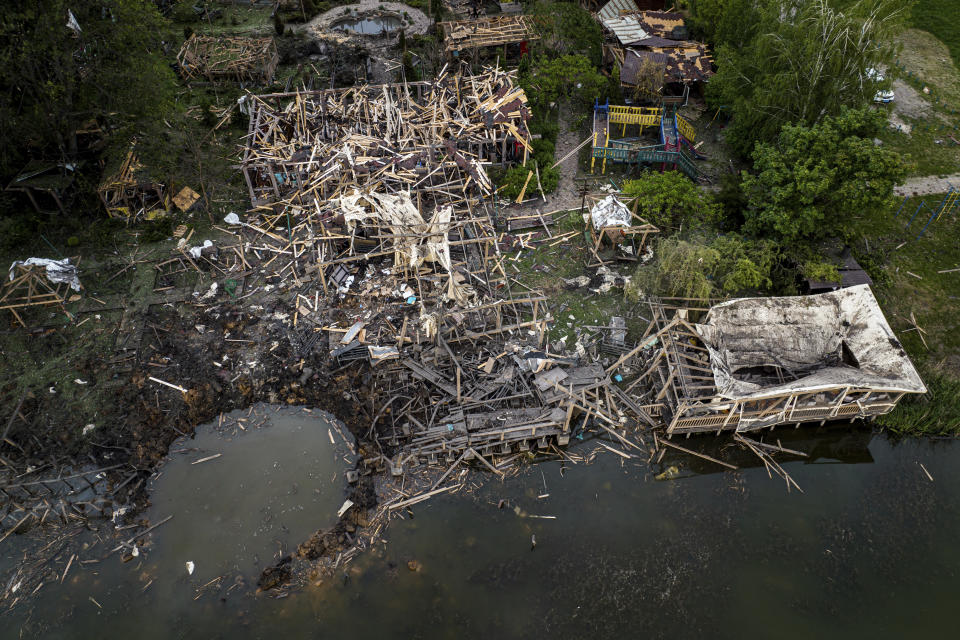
left=3, top=417, right=959, bottom=639
left=331, top=15, right=402, bottom=36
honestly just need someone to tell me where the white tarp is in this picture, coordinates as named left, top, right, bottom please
left=336, top=189, right=475, bottom=304
left=9, top=257, right=82, bottom=291
left=66, top=9, right=82, bottom=34
left=694, top=285, right=926, bottom=400
left=590, top=195, right=632, bottom=230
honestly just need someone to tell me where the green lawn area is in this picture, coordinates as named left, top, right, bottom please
left=847, top=191, right=960, bottom=433
left=912, top=0, right=960, bottom=66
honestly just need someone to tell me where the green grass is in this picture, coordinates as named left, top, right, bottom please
left=879, top=371, right=960, bottom=435
left=508, top=209, right=649, bottom=344
left=846, top=192, right=960, bottom=434
left=912, top=0, right=960, bottom=67
left=876, top=109, right=960, bottom=177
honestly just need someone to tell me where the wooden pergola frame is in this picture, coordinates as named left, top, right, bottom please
left=582, top=193, right=659, bottom=266
left=1, top=263, right=79, bottom=327
left=439, top=15, right=539, bottom=55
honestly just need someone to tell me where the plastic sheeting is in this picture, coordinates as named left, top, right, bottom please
left=590, top=195, right=632, bottom=230
left=337, top=189, right=475, bottom=305
left=694, top=285, right=926, bottom=400
left=8, top=257, right=82, bottom=291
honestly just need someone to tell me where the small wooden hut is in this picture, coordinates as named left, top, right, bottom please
left=177, top=35, right=280, bottom=84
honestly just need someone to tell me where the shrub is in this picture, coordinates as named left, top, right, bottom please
left=621, top=171, right=720, bottom=231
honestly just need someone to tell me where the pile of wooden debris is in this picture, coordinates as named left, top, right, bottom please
left=177, top=35, right=279, bottom=84
left=240, top=64, right=532, bottom=207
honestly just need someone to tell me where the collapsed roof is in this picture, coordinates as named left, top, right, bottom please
left=620, top=43, right=713, bottom=86
left=696, top=285, right=926, bottom=400
left=598, top=0, right=688, bottom=45
left=240, top=65, right=531, bottom=208
left=633, top=285, right=925, bottom=435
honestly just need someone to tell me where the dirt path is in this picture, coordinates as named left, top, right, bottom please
left=895, top=173, right=960, bottom=196
left=548, top=109, right=587, bottom=211
left=502, top=109, right=588, bottom=219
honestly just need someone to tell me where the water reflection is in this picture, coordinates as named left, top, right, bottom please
left=332, top=15, right=402, bottom=36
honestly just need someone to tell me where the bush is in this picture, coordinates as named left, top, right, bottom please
left=496, top=162, right=559, bottom=200
left=621, top=171, right=720, bottom=231
left=742, top=108, right=904, bottom=244
left=540, top=165, right=560, bottom=193
left=629, top=234, right=780, bottom=299
left=170, top=2, right=199, bottom=24
left=525, top=54, right=609, bottom=111
left=532, top=138, right=555, bottom=168
left=529, top=1, right=604, bottom=65
left=800, top=259, right=841, bottom=284
left=529, top=115, right=559, bottom=146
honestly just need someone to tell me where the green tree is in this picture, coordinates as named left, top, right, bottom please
left=628, top=234, right=779, bottom=299
left=687, top=0, right=769, bottom=50
left=741, top=107, right=906, bottom=242
left=621, top=171, right=720, bottom=231
left=0, top=1, right=176, bottom=176
left=708, top=0, right=910, bottom=155
left=529, top=1, right=604, bottom=66
left=520, top=54, right=610, bottom=114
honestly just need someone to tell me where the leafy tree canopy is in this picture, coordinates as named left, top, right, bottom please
left=708, top=0, right=910, bottom=156
left=529, top=1, right=604, bottom=66
left=621, top=171, right=720, bottom=231
left=628, top=234, right=780, bottom=300
left=741, top=107, right=906, bottom=243
left=687, top=0, right=770, bottom=50
left=0, top=1, right=177, bottom=176
left=520, top=54, right=610, bottom=114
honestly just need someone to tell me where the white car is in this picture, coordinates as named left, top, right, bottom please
left=867, top=68, right=895, bottom=103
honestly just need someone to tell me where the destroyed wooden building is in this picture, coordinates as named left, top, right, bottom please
left=233, top=65, right=917, bottom=478
left=240, top=65, right=533, bottom=207
left=596, top=0, right=713, bottom=99
left=177, top=35, right=280, bottom=84
left=234, top=65, right=630, bottom=465
left=631, top=286, right=926, bottom=437
left=439, top=15, right=539, bottom=59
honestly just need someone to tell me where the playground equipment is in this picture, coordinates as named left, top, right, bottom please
left=590, top=99, right=702, bottom=180
left=897, top=185, right=959, bottom=239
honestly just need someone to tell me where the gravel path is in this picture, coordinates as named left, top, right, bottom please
left=895, top=173, right=960, bottom=196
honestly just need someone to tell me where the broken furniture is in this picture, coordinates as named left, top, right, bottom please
left=97, top=147, right=166, bottom=220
